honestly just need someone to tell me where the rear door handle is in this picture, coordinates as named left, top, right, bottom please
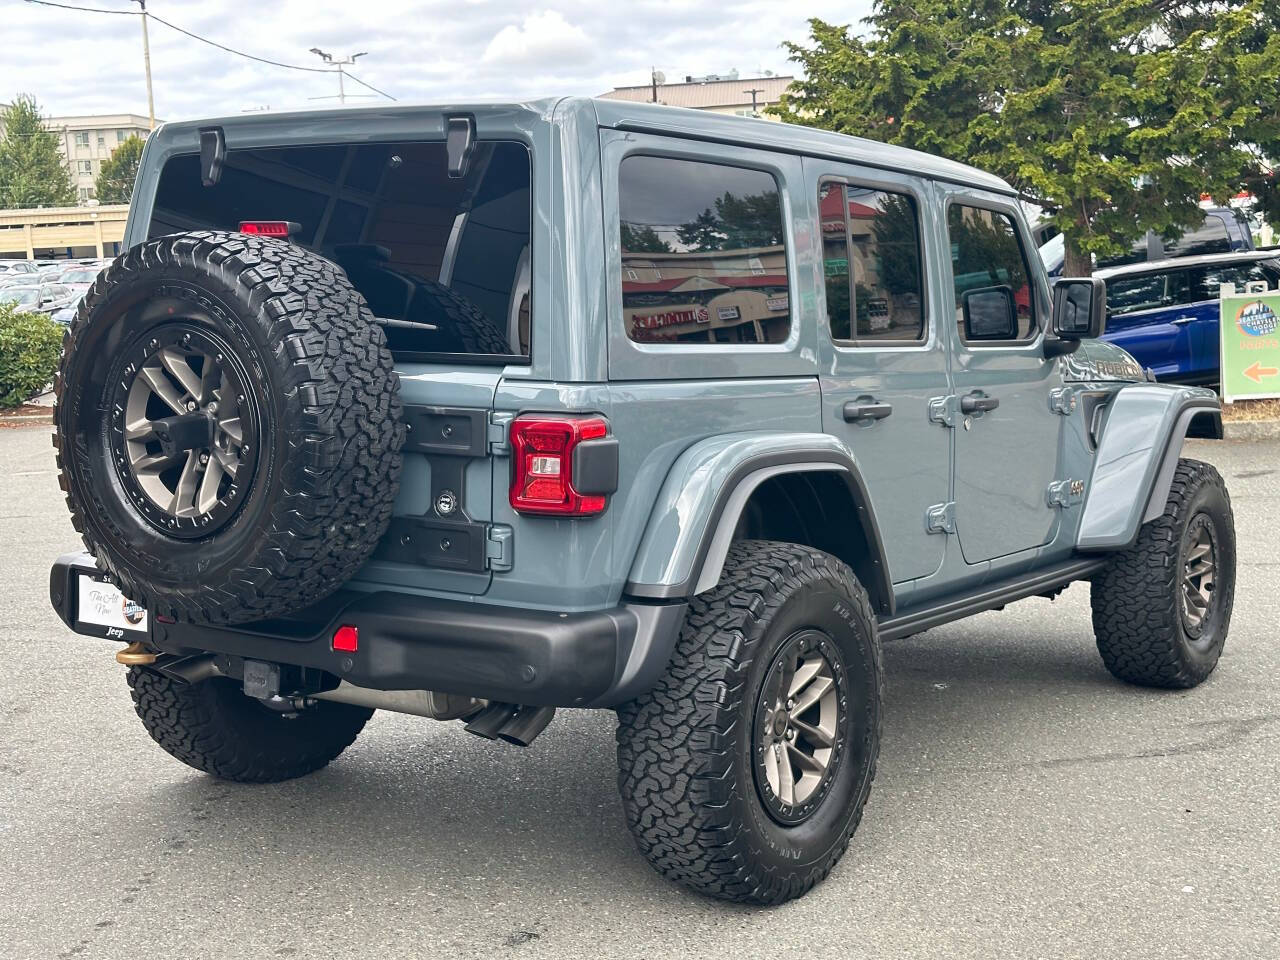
left=1171, top=316, right=1196, bottom=325
left=843, top=397, right=893, bottom=422
left=960, top=393, right=999, bottom=414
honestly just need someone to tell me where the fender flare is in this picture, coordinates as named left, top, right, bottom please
left=1076, top=384, right=1221, bottom=552
left=624, top=432, right=893, bottom=615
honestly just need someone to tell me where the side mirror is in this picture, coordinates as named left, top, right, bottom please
left=962, top=285, right=1018, bottom=341
left=1048, top=277, right=1106, bottom=357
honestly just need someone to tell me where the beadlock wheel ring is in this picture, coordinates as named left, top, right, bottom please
left=1180, top=512, right=1218, bottom=641
left=752, top=628, right=848, bottom=827
left=107, top=321, right=261, bottom=540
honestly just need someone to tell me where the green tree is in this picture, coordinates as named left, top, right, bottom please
left=95, top=134, right=145, bottom=204
left=0, top=94, right=75, bottom=209
left=620, top=222, right=673, bottom=253
left=675, top=191, right=785, bottom=252
left=775, top=2, right=1280, bottom=275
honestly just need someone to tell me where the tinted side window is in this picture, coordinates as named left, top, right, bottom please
left=619, top=155, right=790, bottom=345
left=1106, top=270, right=1193, bottom=316
left=1165, top=216, right=1230, bottom=257
left=1196, top=260, right=1280, bottom=300
left=948, top=204, right=1036, bottom=342
left=819, top=183, right=925, bottom=342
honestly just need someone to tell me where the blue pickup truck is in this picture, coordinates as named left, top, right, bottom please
left=1097, top=250, right=1280, bottom=384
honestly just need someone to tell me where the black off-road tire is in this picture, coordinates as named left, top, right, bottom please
left=412, top=280, right=511, bottom=355
left=616, top=540, right=883, bottom=905
left=54, top=231, right=403, bottom=624
left=1091, top=458, right=1235, bottom=688
left=127, top=667, right=372, bottom=783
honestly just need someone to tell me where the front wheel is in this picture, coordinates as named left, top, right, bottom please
left=616, top=540, right=883, bottom=905
left=1091, top=458, right=1236, bottom=688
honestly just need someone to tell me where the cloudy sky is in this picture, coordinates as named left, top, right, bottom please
left=0, top=0, right=872, bottom=121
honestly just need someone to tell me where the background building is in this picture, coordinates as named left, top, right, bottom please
left=599, top=73, right=793, bottom=119
left=42, top=113, right=155, bottom=203
left=0, top=204, right=128, bottom=258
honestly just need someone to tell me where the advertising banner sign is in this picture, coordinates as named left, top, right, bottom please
left=1219, top=282, right=1280, bottom=402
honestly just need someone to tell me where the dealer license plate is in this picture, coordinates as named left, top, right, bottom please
left=76, top=574, right=149, bottom=638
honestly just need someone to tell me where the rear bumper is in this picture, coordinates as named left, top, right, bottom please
left=49, top=552, right=685, bottom=708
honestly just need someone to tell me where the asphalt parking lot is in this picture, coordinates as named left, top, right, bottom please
left=1, top=424, right=1277, bottom=960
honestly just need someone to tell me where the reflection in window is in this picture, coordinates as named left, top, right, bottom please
left=1106, top=270, right=1192, bottom=316
left=948, top=205, right=1036, bottom=341
left=618, top=155, right=790, bottom=345
left=820, top=183, right=924, bottom=342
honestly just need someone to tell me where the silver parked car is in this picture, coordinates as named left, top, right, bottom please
left=0, top=281, right=78, bottom=315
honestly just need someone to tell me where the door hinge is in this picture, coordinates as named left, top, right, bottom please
left=1046, top=478, right=1085, bottom=509
left=1048, top=387, right=1077, bottom=416
left=928, top=395, right=959, bottom=428
left=485, top=524, right=514, bottom=572
left=926, top=501, right=956, bottom=534
left=487, top=411, right=514, bottom=455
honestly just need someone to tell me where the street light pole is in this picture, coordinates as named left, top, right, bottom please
left=309, top=49, right=367, bottom=106
left=131, top=0, right=155, bottom=129
left=743, top=87, right=765, bottom=118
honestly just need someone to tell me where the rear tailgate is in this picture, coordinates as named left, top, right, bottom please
left=352, top=364, right=503, bottom=597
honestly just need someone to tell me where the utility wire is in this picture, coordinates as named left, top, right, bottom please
left=22, top=0, right=397, bottom=98
left=344, top=71, right=397, bottom=101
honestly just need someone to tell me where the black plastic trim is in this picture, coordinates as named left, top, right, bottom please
left=402, top=405, right=487, bottom=457
left=571, top=435, right=619, bottom=496
left=878, top=556, right=1108, bottom=641
left=623, top=449, right=894, bottom=615
left=49, top=553, right=683, bottom=707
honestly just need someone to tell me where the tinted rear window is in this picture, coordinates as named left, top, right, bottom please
left=149, top=140, right=531, bottom=361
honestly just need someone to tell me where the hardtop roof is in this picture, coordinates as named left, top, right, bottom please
left=146, top=96, right=1015, bottom=197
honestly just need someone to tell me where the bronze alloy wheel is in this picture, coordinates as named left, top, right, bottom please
left=752, top=628, right=847, bottom=826
left=107, top=321, right=261, bottom=540
left=1180, top=512, right=1218, bottom=641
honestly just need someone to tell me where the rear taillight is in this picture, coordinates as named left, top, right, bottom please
left=510, top=415, right=611, bottom=516
left=238, top=220, right=299, bottom=238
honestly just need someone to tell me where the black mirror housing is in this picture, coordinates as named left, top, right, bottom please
left=1047, top=277, right=1106, bottom=358
left=962, top=285, right=1018, bottom=341
left=1052, top=277, right=1105, bottom=339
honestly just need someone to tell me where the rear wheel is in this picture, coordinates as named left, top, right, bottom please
left=616, top=540, right=882, bottom=905
left=1091, top=458, right=1235, bottom=688
left=127, top=667, right=372, bottom=783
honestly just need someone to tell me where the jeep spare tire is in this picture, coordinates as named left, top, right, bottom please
left=54, top=231, right=404, bottom=624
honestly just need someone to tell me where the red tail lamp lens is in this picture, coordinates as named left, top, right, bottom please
left=332, top=624, right=359, bottom=653
left=509, top=415, right=608, bottom=516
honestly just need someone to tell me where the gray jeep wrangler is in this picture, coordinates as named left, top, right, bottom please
left=49, top=99, right=1234, bottom=905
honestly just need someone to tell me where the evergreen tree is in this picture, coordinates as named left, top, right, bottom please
left=0, top=94, right=75, bottom=208
left=95, top=134, right=145, bottom=204
left=774, top=2, right=1280, bottom=275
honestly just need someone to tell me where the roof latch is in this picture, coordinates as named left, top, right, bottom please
left=199, top=127, right=225, bottom=187
left=446, top=115, right=476, bottom=179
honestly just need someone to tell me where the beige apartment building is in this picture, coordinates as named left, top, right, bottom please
left=599, top=74, right=793, bottom=119
left=43, top=113, right=155, bottom=203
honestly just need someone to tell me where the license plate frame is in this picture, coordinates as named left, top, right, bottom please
left=74, top=573, right=149, bottom=639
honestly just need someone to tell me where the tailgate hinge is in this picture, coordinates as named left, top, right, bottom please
left=1046, top=479, right=1085, bottom=509
left=487, top=412, right=514, bottom=455
left=925, top=501, right=956, bottom=534
left=1048, top=387, right=1077, bottom=416
left=928, top=395, right=958, bottom=428
left=485, top=524, right=514, bottom=572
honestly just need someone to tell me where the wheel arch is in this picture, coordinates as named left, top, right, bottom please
left=624, top=432, right=893, bottom=617
left=1077, top=383, right=1222, bottom=552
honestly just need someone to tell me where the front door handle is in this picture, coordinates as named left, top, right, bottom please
left=1171, top=316, right=1196, bottom=325
left=960, top=393, right=999, bottom=414
left=843, top=397, right=893, bottom=423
